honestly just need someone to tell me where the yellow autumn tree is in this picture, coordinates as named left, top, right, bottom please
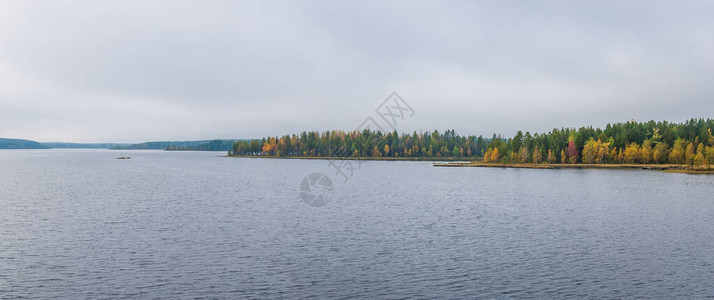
left=624, top=143, right=640, bottom=164
left=653, top=142, right=669, bottom=164
left=617, top=148, right=625, bottom=164
left=373, top=146, right=382, bottom=157
left=532, top=145, right=542, bottom=164
left=685, top=142, right=695, bottom=166
left=519, top=148, right=529, bottom=163
left=639, top=140, right=653, bottom=164
left=596, top=144, right=609, bottom=164
left=584, top=139, right=610, bottom=164
left=547, top=149, right=554, bottom=163
left=592, top=140, right=605, bottom=164
left=694, top=143, right=706, bottom=167
left=560, top=150, right=567, bottom=164
left=608, top=148, right=619, bottom=163
left=706, top=146, right=714, bottom=168
left=582, top=139, right=596, bottom=164
left=491, top=147, right=500, bottom=163
left=383, top=144, right=390, bottom=157
left=669, top=138, right=686, bottom=164
left=262, top=139, right=275, bottom=154
left=483, top=148, right=493, bottom=162
left=510, top=151, right=518, bottom=163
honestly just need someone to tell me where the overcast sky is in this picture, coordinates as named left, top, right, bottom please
left=1, top=1, right=713, bottom=142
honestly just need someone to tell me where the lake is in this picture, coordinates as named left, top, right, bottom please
left=1, top=149, right=713, bottom=299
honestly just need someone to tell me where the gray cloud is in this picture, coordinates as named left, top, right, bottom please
left=1, top=0, right=713, bottom=142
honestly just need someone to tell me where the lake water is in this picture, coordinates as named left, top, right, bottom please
left=1, top=149, right=713, bottom=299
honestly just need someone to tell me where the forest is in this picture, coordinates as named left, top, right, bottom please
left=230, top=119, right=714, bottom=167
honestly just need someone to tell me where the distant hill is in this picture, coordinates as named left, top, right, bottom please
left=111, top=140, right=209, bottom=150
left=1, top=138, right=240, bottom=151
left=0, top=138, right=49, bottom=149
left=42, top=142, right=131, bottom=149
left=165, top=139, right=239, bottom=151
left=111, top=140, right=239, bottom=151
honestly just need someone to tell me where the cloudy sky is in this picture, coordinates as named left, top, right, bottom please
left=1, top=1, right=713, bottom=142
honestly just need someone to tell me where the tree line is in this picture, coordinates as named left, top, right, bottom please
left=230, top=119, right=714, bottom=167
left=230, top=129, right=489, bottom=158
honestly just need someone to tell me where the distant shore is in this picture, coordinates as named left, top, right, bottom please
left=433, top=162, right=714, bottom=174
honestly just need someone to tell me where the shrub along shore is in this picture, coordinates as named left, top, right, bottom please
left=433, top=162, right=714, bottom=174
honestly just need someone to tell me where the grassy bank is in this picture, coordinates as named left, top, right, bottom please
left=662, top=169, right=714, bottom=174
left=434, top=162, right=714, bottom=174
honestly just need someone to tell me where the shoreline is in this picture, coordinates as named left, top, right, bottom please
left=433, top=162, right=714, bottom=174
left=226, top=155, right=714, bottom=174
